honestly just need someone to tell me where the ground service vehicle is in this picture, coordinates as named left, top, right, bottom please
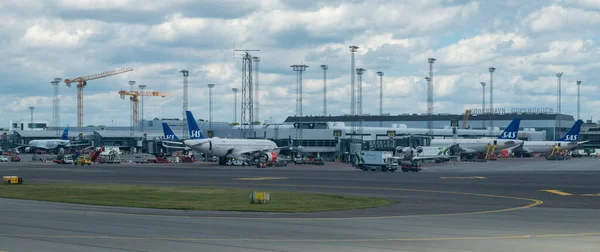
left=356, top=151, right=398, bottom=172
left=98, top=154, right=122, bottom=164
left=313, top=156, right=324, bottom=165
left=152, top=157, right=170, bottom=163
left=54, top=155, right=74, bottom=164
left=226, top=159, right=248, bottom=166
left=10, top=156, right=20, bottom=162
left=275, top=157, right=289, bottom=167
left=400, top=160, right=422, bottom=172
left=75, top=156, right=92, bottom=166
left=0, top=156, right=8, bottom=162
left=134, top=156, right=149, bottom=164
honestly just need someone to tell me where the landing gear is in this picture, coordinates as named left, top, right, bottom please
left=218, top=157, right=227, bottom=165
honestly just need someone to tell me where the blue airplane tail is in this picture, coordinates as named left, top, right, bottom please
left=497, top=119, right=521, bottom=140
left=162, top=123, right=179, bottom=141
left=185, top=111, right=206, bottom=140
left=558, top=120, right=583, bottom=141
left=60, top=126, right=69, bottom=140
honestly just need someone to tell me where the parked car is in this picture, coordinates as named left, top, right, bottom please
left=62, top=155, right=74, bottom=164
left=0, top=156, right=8, bottom=162
left=10, top=156, right=20, bottom=162
left=75, top=156, right=92, bottom=166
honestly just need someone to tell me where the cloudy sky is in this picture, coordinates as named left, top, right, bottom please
left=1, top=0, right=599, bottom=127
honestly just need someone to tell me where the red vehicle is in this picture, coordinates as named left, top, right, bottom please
left=149, top=157, right=170, bottom=163
left=10, top=155, right=20, bottom=162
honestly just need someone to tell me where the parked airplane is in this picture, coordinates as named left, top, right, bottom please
left=170, top=111, right=281, bottom=165
left=512, top=120, right=586, bottom=156
left=428, top=118, right=523, bottom=157
left=160, top=123, right=191, bottom=150
left=162, top=122, right=180, bottom=141
left=396, top=144, right=459, bottom=162
left=18, top=126, right=85, bottom=152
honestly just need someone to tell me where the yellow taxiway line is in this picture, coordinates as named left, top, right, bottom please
left=538, top=190, right=573, bottom=196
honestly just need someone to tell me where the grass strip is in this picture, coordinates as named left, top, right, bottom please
left=0, top=184, right=395, bottom=212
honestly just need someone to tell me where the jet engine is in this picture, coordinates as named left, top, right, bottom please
left=395, top=146, right=405, bottom=154
left=415, top=146, right=424, bottom=154
left=263, top=152, right=277, bottom=162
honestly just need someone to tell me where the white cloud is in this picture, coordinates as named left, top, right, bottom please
left=415, top=32, right=528, bottom=67
left=1, top=1, right=600, bottom=126
left=525, top=4, right=600, bottom=33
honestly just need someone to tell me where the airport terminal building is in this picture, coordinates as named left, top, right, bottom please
left=2, top=111, right=598, bottom=158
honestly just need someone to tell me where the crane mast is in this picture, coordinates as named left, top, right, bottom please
left=65, top=67, right=133, bottom=126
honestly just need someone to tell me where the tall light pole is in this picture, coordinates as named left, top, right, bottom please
left=129, top=81, right=137, bottom=137
left=489, top=67, right=496, bottom=131
left=349, top=46, right=359, bottom=116
left=51, top=78, right=62, bottom=136
left=556, top=72, right=563, bottom=137
left=180, top=70, right=189, bottom=139
left=320, top=64, right=328, bottom=116
left=377, top=71, right=384, bottom=127
left=208, top=84, right=215, bottom=131
left=128, top=81, right=136, bottom=137
left=29, top=106, right=35, bottom=130
left=252, top=57, right=260, bottom=124
left=577, top=80, right=582, bottom=120
left=349, top=46, right=359, bottom=142
left=356, top=68, right=366, bottom=115
left=138, top=84, right=147, bottom=133
left=290, top=64, right=308, bottom=143
left=480, top=82, right=486, bottom=129
left=428, top=58, right=436, bottom=136
left=232, top=88, right=238, bottom=124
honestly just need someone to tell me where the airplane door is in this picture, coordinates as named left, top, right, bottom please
left=209, top=141, right=213, bottom=151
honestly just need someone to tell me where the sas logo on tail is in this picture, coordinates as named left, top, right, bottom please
left=564, top=135, right=578, bottom=141
left=191, top=130, right=203, bottom=138
left=165, top=135, right=177, bottom=140
left=502, top=132, right=517, bottom=139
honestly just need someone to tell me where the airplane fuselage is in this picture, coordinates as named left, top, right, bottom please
left=519, top=141, right=578, bottom=154
left=430, top=139, right=522, bottom=153
left=183, top=137, right=279, bottom=158
left=28, top=139, right=70, bottom=150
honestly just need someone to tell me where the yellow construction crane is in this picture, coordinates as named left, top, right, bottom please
left=118, top=90, right=171, bottom=126
left=462, top=109, right=471, bottom=129
left=65, top=68, right=134, bottom=127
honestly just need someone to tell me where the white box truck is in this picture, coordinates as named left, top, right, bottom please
left=356, top=151, right=399, bottom=172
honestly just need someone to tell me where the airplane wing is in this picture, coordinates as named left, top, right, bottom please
left=161, top=141, right=189, bottom=150
left=233, top=148, right=275, bottom=158
left=457, top=146, right=477, bottom=154
left=577, top=141, right=590, bottom=145
left=411, top=156, right=453, bottom=161
left=65, top=143, right=90, bottom=147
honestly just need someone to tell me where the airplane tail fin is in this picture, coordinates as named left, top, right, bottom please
left=162, top=123, right=179, bottom=141
left=60, top=126, right=69, bottom=140
left=497, top=118, right=521, bottom=140
left=558, top=119, right=583, bottom=141
left=185, top=111, right=206, bottom=140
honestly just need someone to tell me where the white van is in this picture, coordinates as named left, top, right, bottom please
left=226, top=159, right=248, bottom=166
